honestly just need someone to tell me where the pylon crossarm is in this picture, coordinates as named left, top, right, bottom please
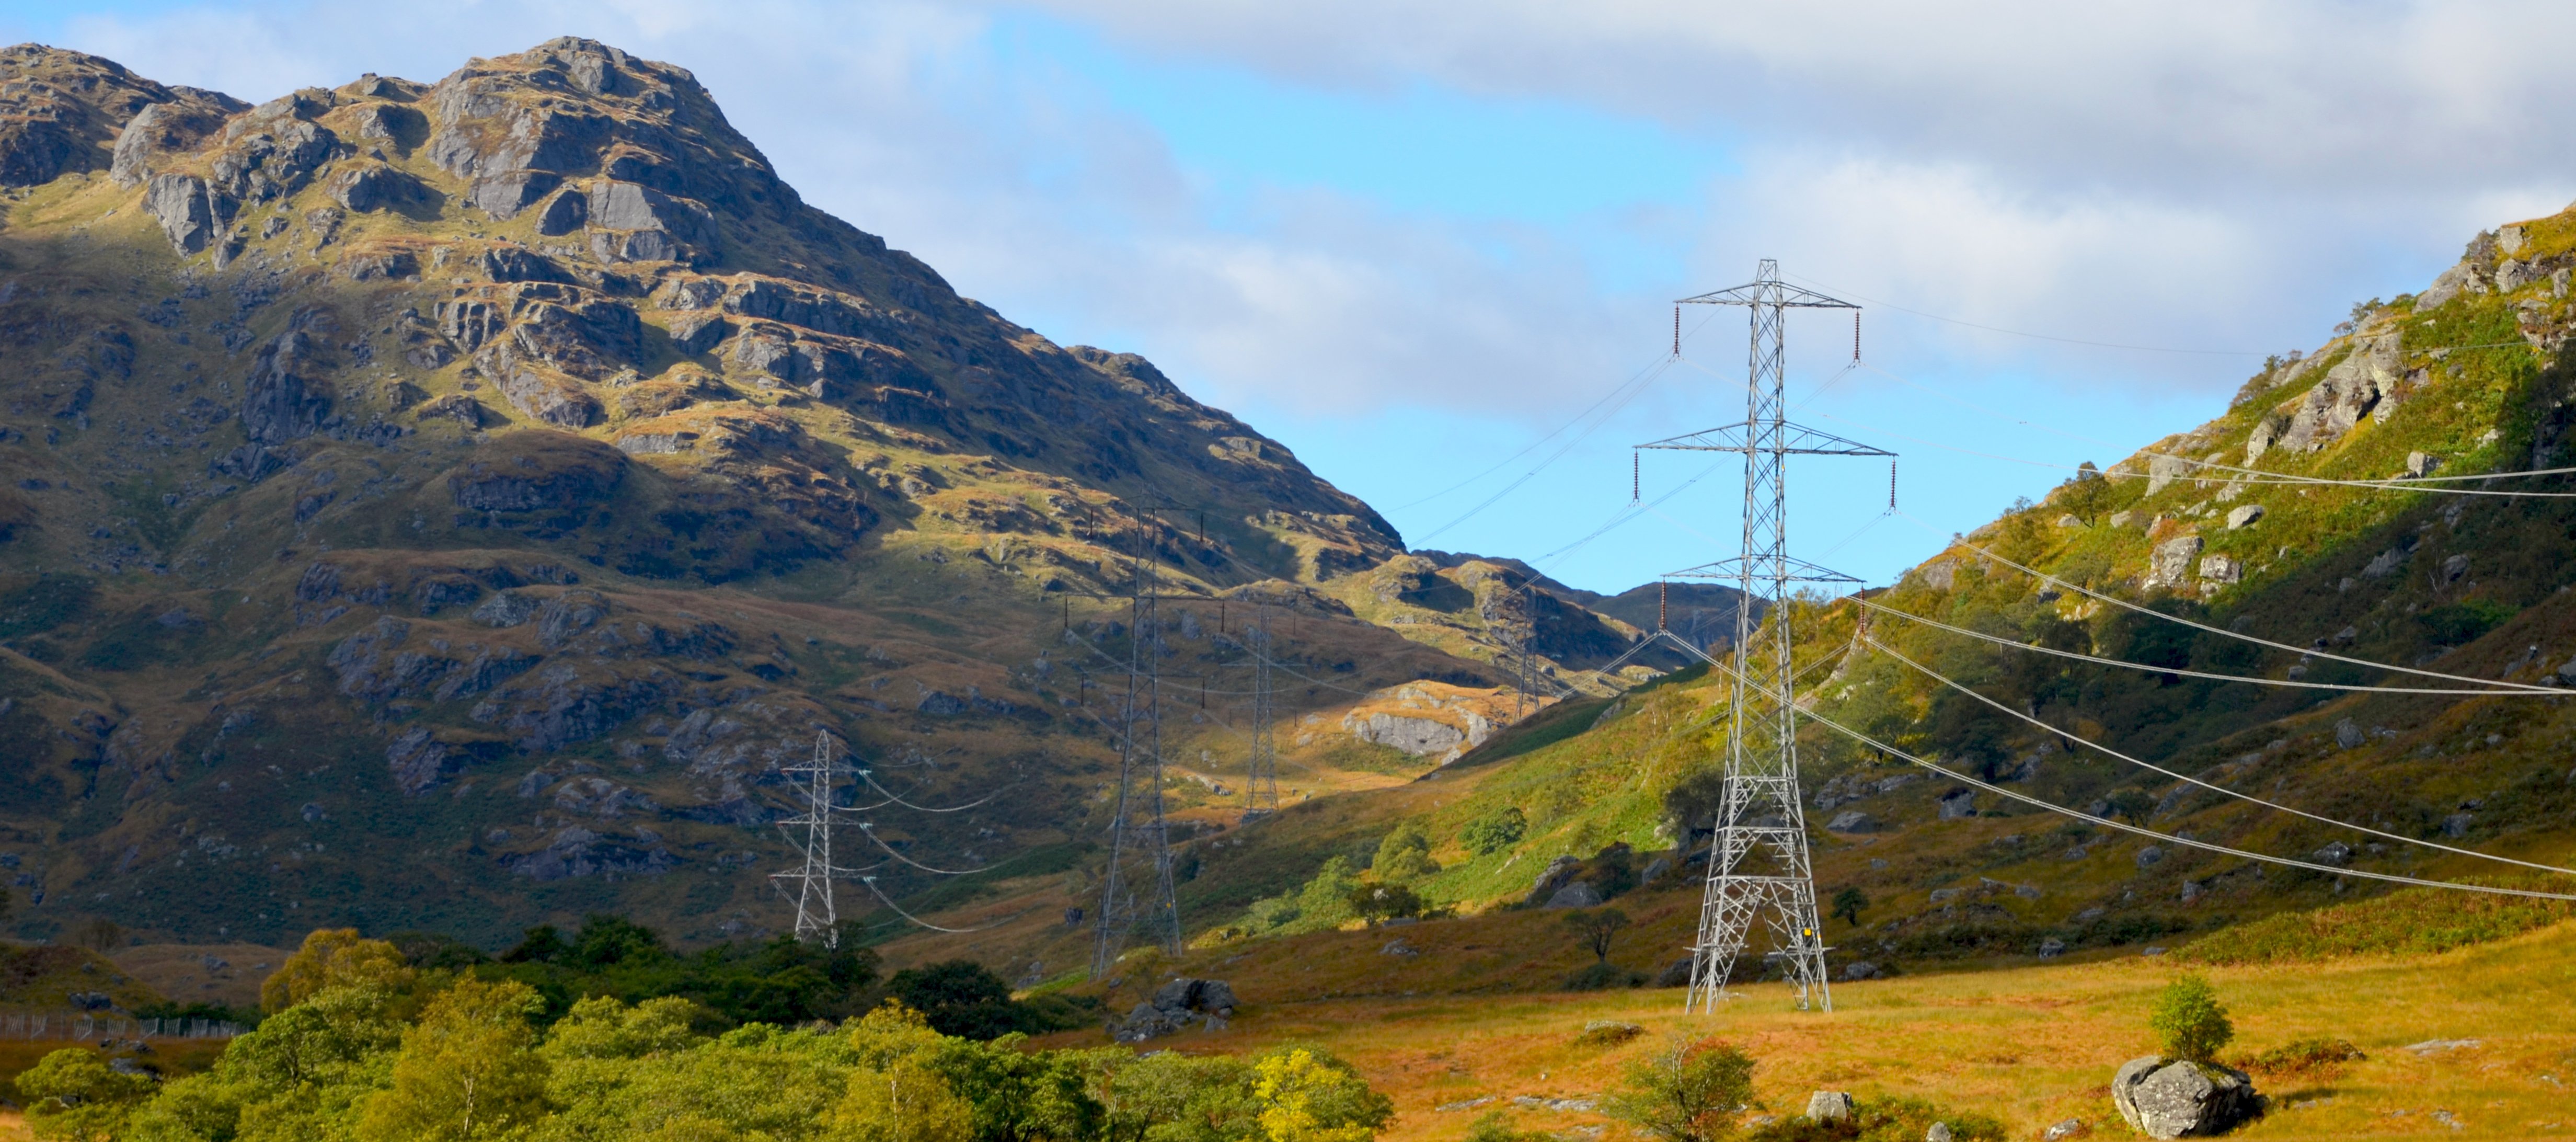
left=1677, top=282, right=1857, bottom=309
left=1636, top=420, right=1894, bottom=456
left=1666, top=555, right=1864, bottom=584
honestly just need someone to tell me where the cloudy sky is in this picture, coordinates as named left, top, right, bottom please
left=10, top=1, right=2569, bottom=592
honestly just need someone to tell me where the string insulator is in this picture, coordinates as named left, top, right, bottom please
left=1853, top=311, right=1861, bottom=362
left=1673, top=306, right=1682, bottom=357
left=1631, top=452, right=1640, bottom=503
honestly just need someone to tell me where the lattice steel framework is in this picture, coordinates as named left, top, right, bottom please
left=772, top=730, right=844, bottom=947
left=1643, top=260, right=1890, bottom=1012
left=1244, top=604, right=1280, bottom=815
left=1092, top=507, right=1184, bottom=977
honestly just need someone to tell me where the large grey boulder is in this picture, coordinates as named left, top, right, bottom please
left=1938, top=788, right=1977, bottom=819
left=2148, top=535, right=2203, bottom=588
left=2111, top=1056, right=2259, bottom=1138
left=1543, top=881, right=1603, bottom=909
left=2144, top=453, right=2193, bottom=496
left=1804, top=1091, right=1854, bottom=1122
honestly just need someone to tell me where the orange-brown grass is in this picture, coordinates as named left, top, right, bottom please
left=1038, top=917, right=2576, bottom=1141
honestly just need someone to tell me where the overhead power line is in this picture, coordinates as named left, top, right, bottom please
left=1899, top=511, right=2567, bottom=695
left=1853, top=596, right=2548, bottom=697
left=1858, top=631, right=2576, bottom=876
left=1796, top=705, right=2576, bottom=901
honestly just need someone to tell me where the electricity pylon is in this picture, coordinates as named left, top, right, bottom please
left=1092, top=506, right=1183, bottom=977
left=1243, top=602, right=1280, bottom=815
left=772, top=730, right=843, bottom=947
left=1641, top=259, right=1891, bottom=1013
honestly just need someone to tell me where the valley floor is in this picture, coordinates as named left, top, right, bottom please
left=1040, top=918, right=2576, bottom=1141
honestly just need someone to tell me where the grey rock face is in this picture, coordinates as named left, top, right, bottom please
left=2135, top=846, right=2164, bottom=870
left=2275, top=333, right=2400, bottom=453
left=1825, top=810, right=1878, bottom=833
left=536, top=188, right=588, bottom=234
left=1543, top=881, right=1603, bottom=909
left=2148, top=534, right=2203, bottom=588
left=1938, top=787, right=1977, bottom=819
left=2145, top=453, right=2194, bottom=496
left=2037, top=937, right=2066, bottom=958
left=2110, top=1056, right=2259, bottom=1139
left=1525, top=855, right=1581, bottom=906
left=2314, top=841, right=2353, bottom=866
left=473, top=590, right=539, bottom=627
left=2041, top=1121, right=2086, bottom=1141
left=1804, top=1091, right=1854, bottom=1122
left=2198, top=555, right=2241, bottom=585
left=2224, top=504, right=2264, bottom=529
left=112, top=99, right=235, bottom=187
left=2243, top=412, right=2288, bottom=463
left=1111, top=977, right=1237, bottom=1043
left=1925, top=1124, right=1954, bottom=1142
left=2406, top=450, right=2441, bottom=477
left=2335, top=718, right=2365, bottom=749
left=2443, top=812, right=2474, bottom=838
left=144, top=173, right=224, bottom=254
left=1841, top=960, right=1877, bottom=981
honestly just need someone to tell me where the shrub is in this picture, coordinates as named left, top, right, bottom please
left=16, top=1047, right=156, bottom=1141
left=1603, top=1039, right=1755, bottom=1142
left=1346, top=883, right=1424, bottom=927
left=1574, top=1020, right=1646, bottom=1047
left=1463, top=807, right=1527, bottom=855
left=2419, top=600, right=2512, bottom=645
left=2148, top=974, right=2233, bottom=1063
left=888, top=960, right=1030, bottom=1040
left=1372, top=825, right=1439, bottom=881
left=1829, top=887, right=1869, bottom=927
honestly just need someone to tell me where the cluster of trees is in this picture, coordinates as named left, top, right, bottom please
left=15, top=927, right=1392, bottom=1142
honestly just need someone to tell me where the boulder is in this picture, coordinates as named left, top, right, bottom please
left=2148, top=535, right=2203, bottom=588
left=2145, top=453, right=2193, bottom=496
left=2198, top=555, right=2241, bottom=585
left=2224, top=504, right=2263, bottom=529
left=2135, top=846, right=2164, bottom=870
left=1841, top=961, right=1878, bottom=981
left=2110, top=1056, right=2259, bottom=1139
left=1804, top=1091, right=1854, bottom=1122
left=1543, top=881, right=1603, bottom=909
left=2313, top=841, right=2352, bottom=867
left=2108, top=510, right=2140, bottom=529
left=2037, top=938, right=2066, bottom=959
left=1938, top=788, right=1977, bottom=819
left=1825, top=810, right=1879, bottom=833
left=1111, top=977, right=1238, bottom=1043
left=2334, top=718, right=2364, bottom=749
left=1926, top=1124, right=1954, bottom=1142
left=2041, top=1121, right=2088, bottom=1141
left=2405, top=450, right=2441, bottom=477
left=1524, top=855, right=1581, bottom=906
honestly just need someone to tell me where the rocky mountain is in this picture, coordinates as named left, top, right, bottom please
left=0, top=38, right=1680, bottom=950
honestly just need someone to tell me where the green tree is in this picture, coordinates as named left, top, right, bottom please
left=1461, top=807, right=1526, bottom=855
left=2149, top=974, right=2234, bottom=1064
left=1602, top=1040, right=1755, bottom=1142
left=1829, top=887, right=1869, bottom=928
left=1370, top=825, right=1439, bottom=881
left=16, top=1047, right=155, bottom=1141
left=1087, top=1048, right=1260, bottom=1142
left=539, top=995, right=707, bottom=1061
left=358, top=978, right=553, bottom=1142
left=2104, top=788, right=2157, bottom=826
left=833, top=1056, right=975, bottom=1142
left=262, top=927, right=417, bottom=1012
left=1344, top=883, right=1424, bottom=927
left=1562, top=908, right=1631, bottom=964
left=888, top=961, right=1027, bottom=1041
left=930, top=1034, right=1103, bottom=1142
left=1250, top=1048, right=1392, bottom=1142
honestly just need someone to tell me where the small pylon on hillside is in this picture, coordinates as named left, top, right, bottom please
left=1092, top=506, right=1184, bottom=977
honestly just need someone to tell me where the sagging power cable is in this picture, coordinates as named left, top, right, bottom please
left=854, top=875, right=1026, bottom=934
left=1853, top=596, right=2545, bottom=697
left=1895, top=510, right=2567, bottom=695
left=1797, top=704, right=2576, bottom=902
left=1859, top=631, right=2576, bottom=876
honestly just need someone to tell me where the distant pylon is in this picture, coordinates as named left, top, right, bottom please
left=1642, top=259, right=1892, bottom=1013
left=1244, top=601, right=1280, bottom=815
left=1515, top=579, right=1541, bottom=717
left=772, top=730, right=843, bottom=948
left=1092, top=506, right=1183, bottom=977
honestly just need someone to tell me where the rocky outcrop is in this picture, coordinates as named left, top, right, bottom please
left=1110, top=977, right=1237, bottom=1042
left=2147, top=534, right=2203, bottom=589
left=2111, top=1057, right=2259, bottom=1138
left=2272, top=332, right=2402, bottom=454
left=0, top=45, right=245, bottom=187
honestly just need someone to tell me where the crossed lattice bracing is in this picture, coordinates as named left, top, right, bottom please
left=1092, top=507, right=1184, bottom=977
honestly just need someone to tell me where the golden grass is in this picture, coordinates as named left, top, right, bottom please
left=1037, top=917, right=2576, bottom=1141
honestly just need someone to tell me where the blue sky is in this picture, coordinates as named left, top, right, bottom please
left=11, top=1, right=2572, bottom=594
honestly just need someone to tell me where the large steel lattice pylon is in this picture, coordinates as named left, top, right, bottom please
left=1243, top=602, right=1280, bottom=815
left=1092, top=506, right=1183, bottom=977
left=1642, top=259, right=1890, bottom=1012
